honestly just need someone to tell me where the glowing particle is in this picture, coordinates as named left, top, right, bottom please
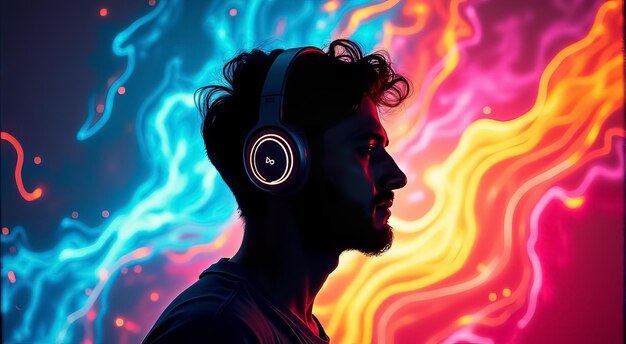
left=84, top=339, right=93, bottom=344
left=87, top=309, right=97, bottom=321
left=148, top=0, right=156, bottom=6
left=117, top=86, right=126, bottom=95
left=477, top=263, right=487, bottom=272
left=98, top=269, right=109, bottom=280
left=96, top=104, right=105, bottom=113
left=85, top=288, right=92, bottom=295
left=2, top=227, right=9, bottom=235
left=133, top=265, right=142, bottom=273
left=488, top=292, right=497, bottom=302
left=121, top=267, right=128, bottom=274
left=71, top=211, right=79, bottom=219
left=150, top=292, right=159, bottom=302
left=99, top=8, right=108, bottom=17
left=102, top=210, right=110, bottom=218
left=482, top=106, right=492, bottom=115
left=8, top=271, right=16, bottom=283
left=413, top=3, right=427, bottom=13
left=458, top=315, right=473, bottom=325
left=115, top=317, right=124, bottom=327
left=1, top=131, right=44, bottom=201
left=502, top=288, right=512, bottom=297
left=564, top=196, right=585, bottom=209
left=229, top=8, right=237, bottom=16
left=322, top=0, right=339, bottom=12
left=275, top=19, right=286, bottom=36
left=34, top=156, right=41, bottom=164
left=9, top=246, right=16, bottom=254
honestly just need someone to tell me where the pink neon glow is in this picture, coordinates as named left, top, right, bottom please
left=518, top=136, right=624, bottom=328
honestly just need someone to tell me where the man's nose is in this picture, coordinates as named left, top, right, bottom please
left=381, top=154, right=407, bottom=190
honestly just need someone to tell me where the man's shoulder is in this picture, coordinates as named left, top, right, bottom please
left=161, top=268, right=243, bottom=315
left=143, top=268, right=259, bottom=343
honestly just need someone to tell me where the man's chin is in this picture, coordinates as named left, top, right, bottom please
left=352, top=224, right=394, bottom=257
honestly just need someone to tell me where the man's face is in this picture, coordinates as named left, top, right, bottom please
left=297, top=97, right=407, bottom=256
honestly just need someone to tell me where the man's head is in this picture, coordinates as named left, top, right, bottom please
left=197, top=39, right=410, bottom=255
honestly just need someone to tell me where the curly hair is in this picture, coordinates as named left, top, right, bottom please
left=195, top=39, right=411, bottom=223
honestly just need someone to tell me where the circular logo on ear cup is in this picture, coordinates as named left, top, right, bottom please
left=249, top=133, right=294, bottom=186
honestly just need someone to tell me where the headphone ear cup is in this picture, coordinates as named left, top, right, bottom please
left=242, top=47, right=322, bottom=193
left=244, top=127, right=308, bottom=193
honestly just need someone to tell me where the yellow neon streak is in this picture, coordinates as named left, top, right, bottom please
left=322, top=0, right=339, bottom=12
left=337, top=0, right=401, bottom=38
left=380, top=3, right=430, bottom=50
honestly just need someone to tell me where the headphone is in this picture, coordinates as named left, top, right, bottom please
left=243, top=47, right=325, bottom=193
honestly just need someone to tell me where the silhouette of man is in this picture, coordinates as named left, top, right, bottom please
left=143, top=39, right=410, bottom=343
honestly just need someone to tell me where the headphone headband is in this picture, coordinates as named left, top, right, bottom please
left=258, top=47, right=325, bottom=126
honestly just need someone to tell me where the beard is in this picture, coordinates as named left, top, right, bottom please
left=293, top=171, right=394, bottom=256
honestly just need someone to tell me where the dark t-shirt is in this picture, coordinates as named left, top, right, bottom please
left=143, top=258, right=330, bottom=343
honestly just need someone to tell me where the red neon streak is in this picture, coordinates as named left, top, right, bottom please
left=8, top=271, right=16, bottom=283
left=1, top=132, right=43, bottom=201
left=86, top=309, right=97, bottom=321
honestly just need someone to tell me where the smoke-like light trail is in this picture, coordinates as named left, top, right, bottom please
left=2, top=0, right=622, bottom=343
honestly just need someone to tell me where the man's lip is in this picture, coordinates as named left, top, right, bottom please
left=377, top=200, right=393, bottom=208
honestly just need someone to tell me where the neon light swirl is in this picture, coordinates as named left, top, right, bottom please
left=2, top=1, right=622, bottom=343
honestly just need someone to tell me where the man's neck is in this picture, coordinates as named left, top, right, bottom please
left=230, top=204, right=339, bottom=335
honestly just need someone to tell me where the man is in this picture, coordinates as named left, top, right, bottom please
left=144, top=39, right=410, bottom=343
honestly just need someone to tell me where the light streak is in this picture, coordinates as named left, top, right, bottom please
left=338, top=0, right=401, bottom=38
left=518, top=133, right=624, bottom=328
left=2, top=1, right=622, bottom=343
left=1, top=131, right=43, bottom=201
left=77, top=0, right=169, bottom=140
left=322, top=1, right=340, bottom=13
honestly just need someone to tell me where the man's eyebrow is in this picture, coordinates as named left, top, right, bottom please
left=353, top=131, right=389, bottom=146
